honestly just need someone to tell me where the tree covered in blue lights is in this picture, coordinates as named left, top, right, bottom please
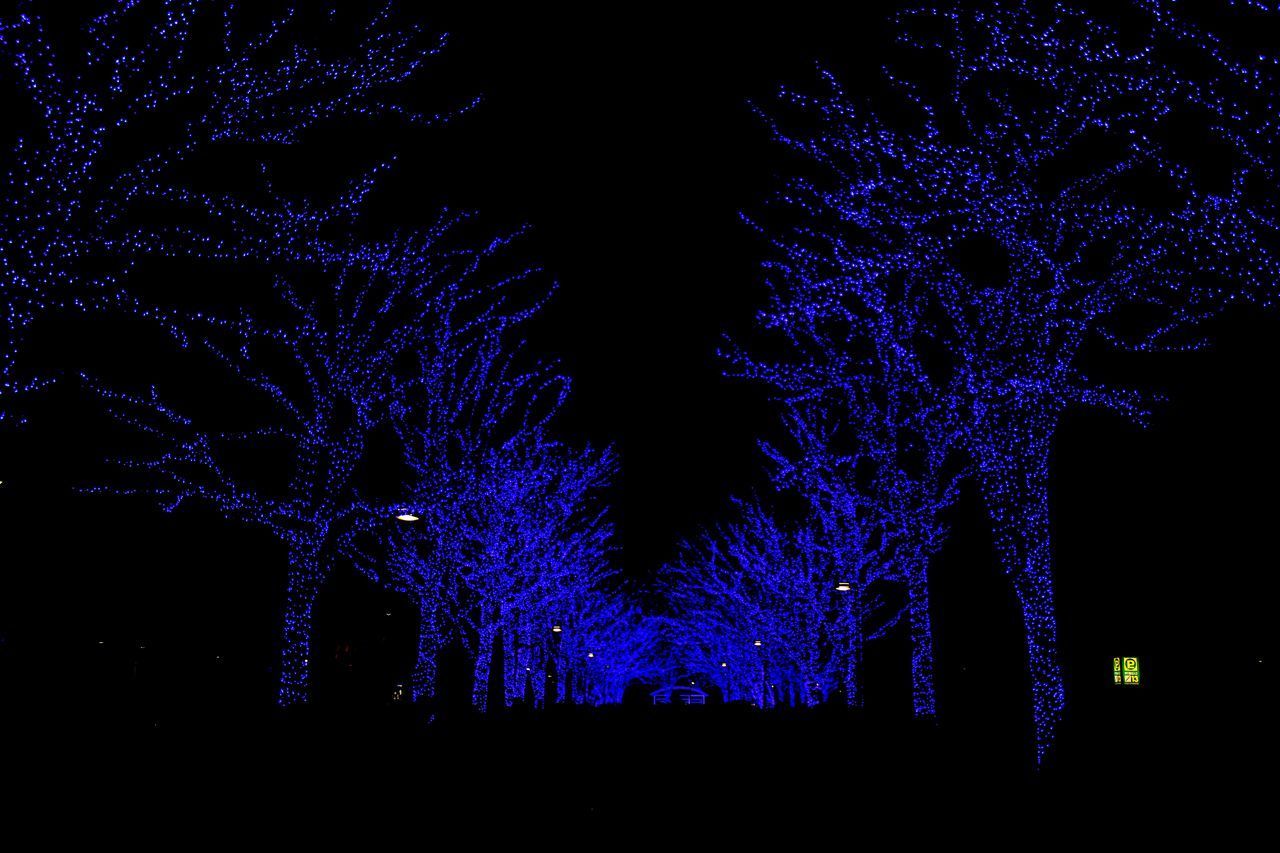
left=570, top=593, right=665, bottom=705
left=660, top=495, right=902, bottom=709
left=0, top=0, right=456, bottom=422
left=763, top=400, right=957, bottom=717
left=387, top=421, right=619, bottom=708
left=86, top=225, right=536, bottom=705
left=461, top=444, right=616, bottom=709
left=734, top=0, right=1278, bottom=761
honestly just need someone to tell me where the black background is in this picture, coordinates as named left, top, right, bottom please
left=0, top=1, right=1270, bottom=806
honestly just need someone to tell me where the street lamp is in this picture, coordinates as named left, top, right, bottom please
left=753, top=640, right=762, bottom=647
left=552, top=624, right=562, bottom=634
left=395, top=513, right=419, bottom=522
left=835, top=581, right=852, bottom=592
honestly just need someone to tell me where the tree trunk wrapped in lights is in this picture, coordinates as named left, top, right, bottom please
left=279, top=538, right=326, bottom=706
left=972, top=412, right=1063, bottom=762
left=905, top=560, right=937, bottom=719
left=411, top=602, right=442, bottom=703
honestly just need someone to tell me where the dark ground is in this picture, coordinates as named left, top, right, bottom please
left=0, top=692, right=1267, bottom=835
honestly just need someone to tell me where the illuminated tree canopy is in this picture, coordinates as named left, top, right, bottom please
left=389, top=431, right=619, bottom=708
left=660, top=494, right=901, bottom=709
left=1, top=0, right=461, bottom=421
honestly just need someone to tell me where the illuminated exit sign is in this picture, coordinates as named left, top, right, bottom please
left=1113, top=656, right=1140, bottom=685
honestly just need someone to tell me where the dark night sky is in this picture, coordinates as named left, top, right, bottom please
left=0, top=2, right=1270, bottom=750
left=410, top=3, right=899, bottom=572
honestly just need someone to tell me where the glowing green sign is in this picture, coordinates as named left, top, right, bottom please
left=1113, top=656, right=1140, bottom=685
